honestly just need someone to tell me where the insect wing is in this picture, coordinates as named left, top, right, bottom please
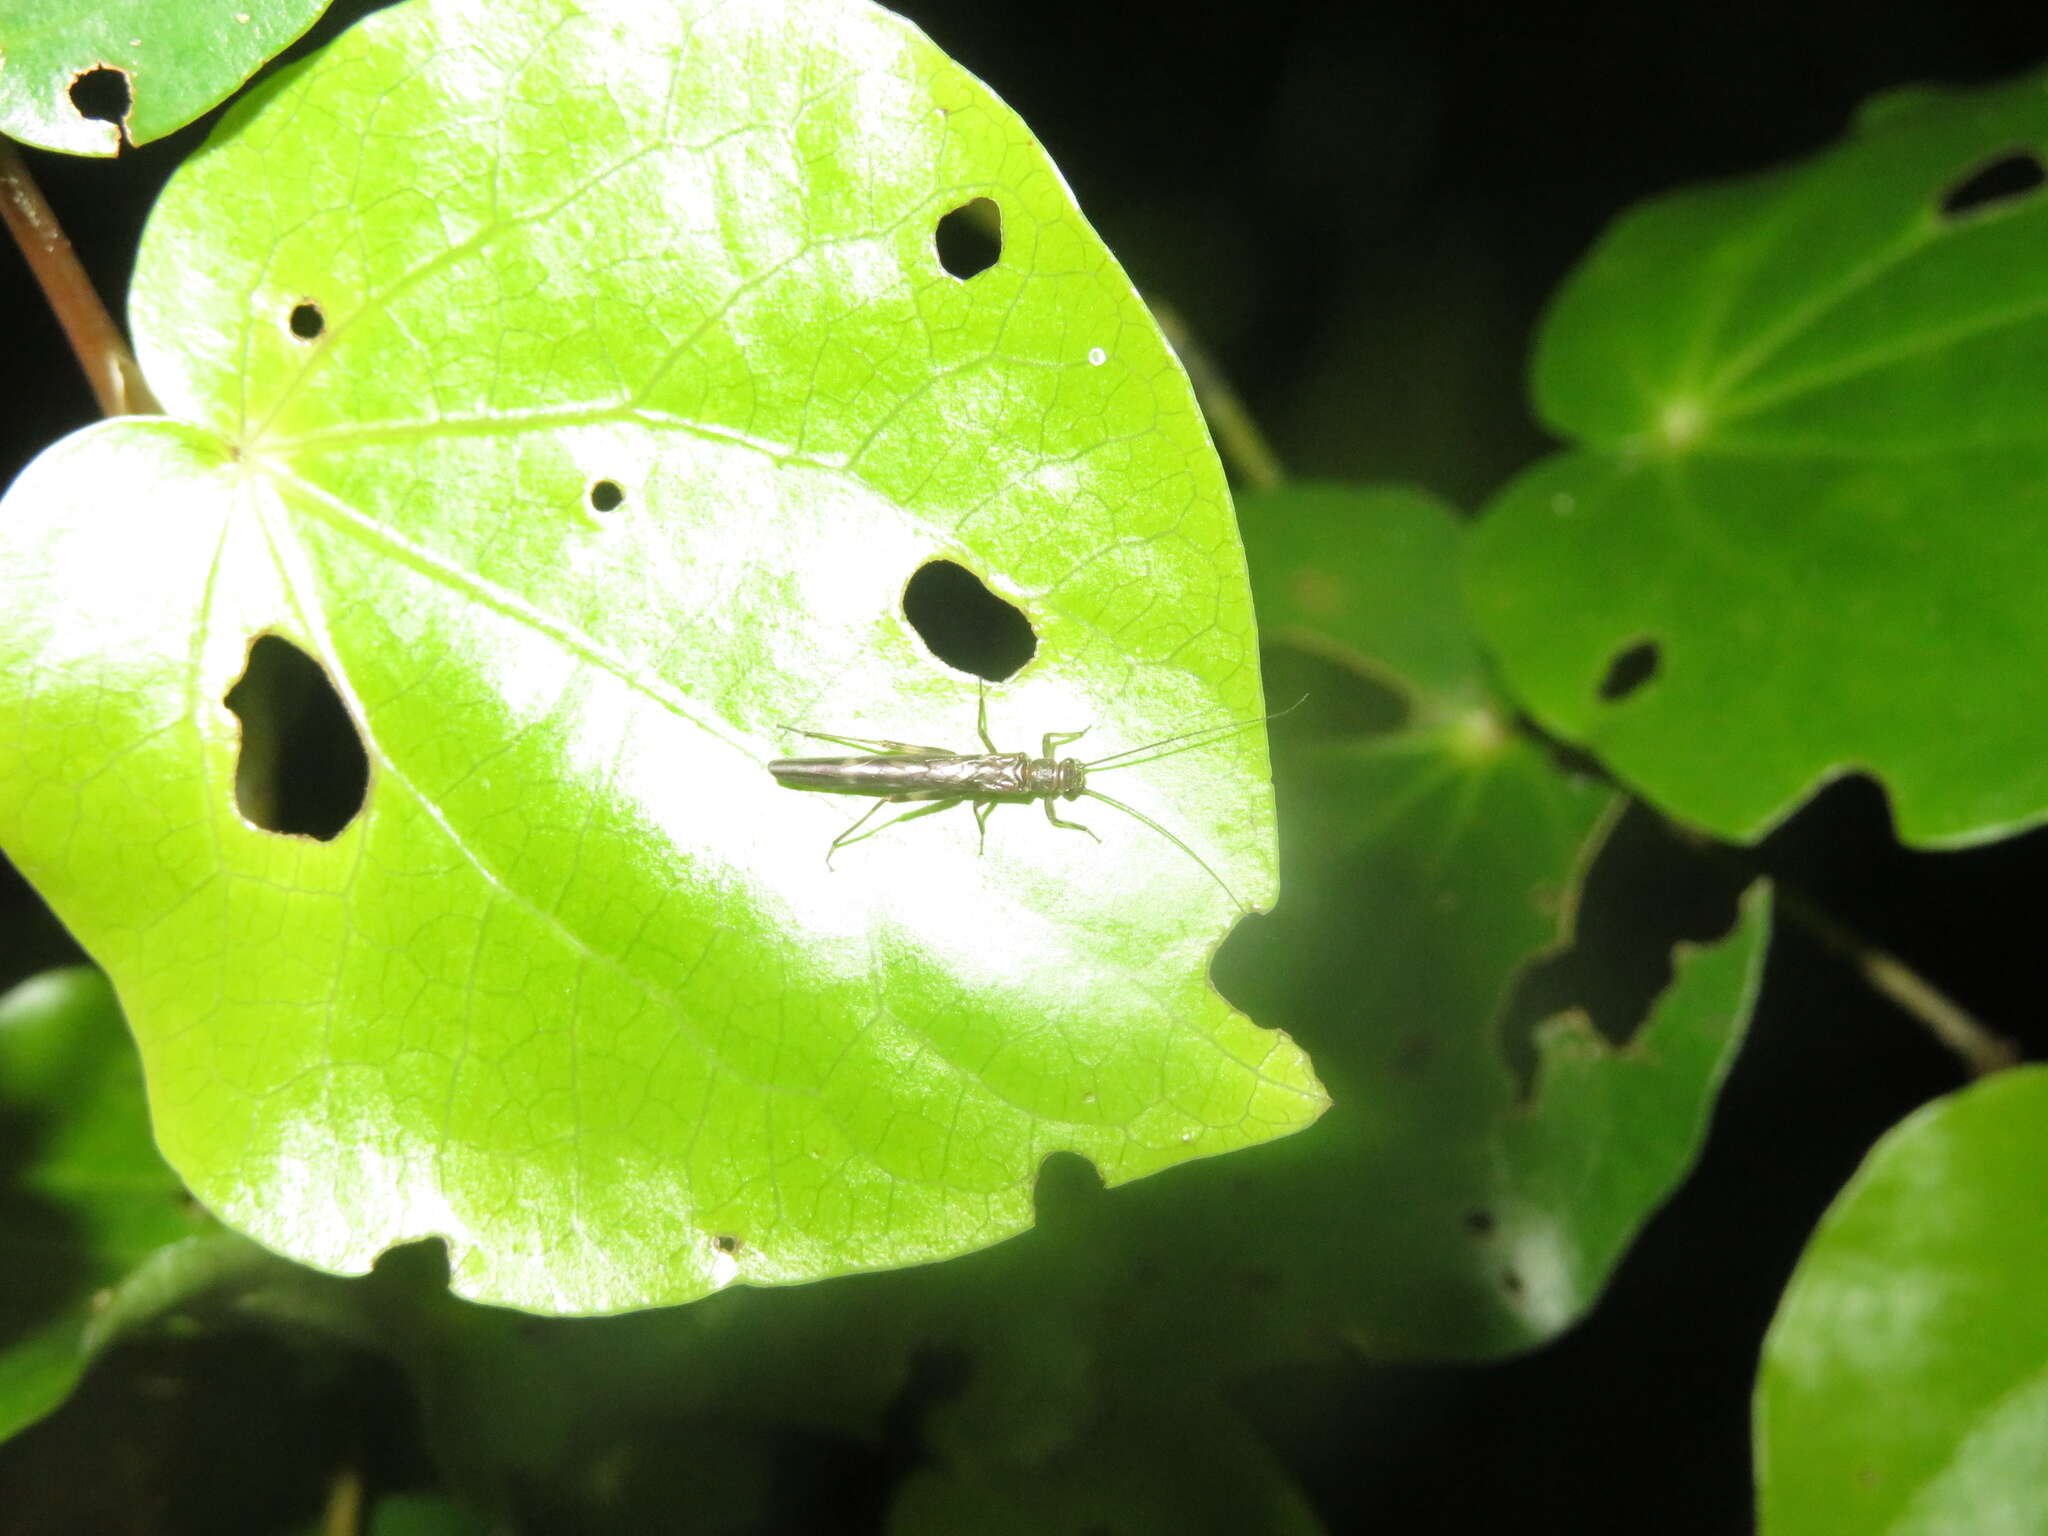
left=767, top=753, right=948, bottom=794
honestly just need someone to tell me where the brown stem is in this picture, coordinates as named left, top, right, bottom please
left=1653, top=812, right=2019, bottom=1079
left=1769, top=882, right=2019, bottom=1078
left=321, top=1455, right=364, bottom=1536
left=0, top=138, right=159, bottom=417
left=1149, top=297, right=1285, bottom=492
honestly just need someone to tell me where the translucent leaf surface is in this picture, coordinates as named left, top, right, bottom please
left=0, top=968, right=205, bottom=1439
left=0, top=0, right=330, bottom=154
left=1191, top=484, right=1767, bottom=1356
left=1467, top=75, right=2048, bottom=844
left=0, top=0, right=1322, bottom=1312
left=1757, top=1066, right=2048, bottom=1536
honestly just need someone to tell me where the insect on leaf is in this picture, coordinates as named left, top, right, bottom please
left=0, top=0, right=1323, bottom=1312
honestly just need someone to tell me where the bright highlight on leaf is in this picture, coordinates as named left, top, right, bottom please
left=0, top=0, right=1322, bottom=1312
left=0, top=0, right=333, bottom=154
left=1468, top=73, right=2048, bottom=845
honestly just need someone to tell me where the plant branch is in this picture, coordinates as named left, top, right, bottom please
left=1768, top=880, right=2019, bottom=1078
left=0, top=138, right=159, bottom=417
left=1149, top=297, right=1284, bottom=492
left=1649, top=809, right=2019, bottom=1078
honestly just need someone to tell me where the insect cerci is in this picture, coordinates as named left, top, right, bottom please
left=767, top=687, right=1292, bottom=911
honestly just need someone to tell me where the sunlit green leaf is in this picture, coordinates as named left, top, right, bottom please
left=1757, top=1066, right=2048, bottom=1536
left=1467, top=74, right=2048, bottom=844
left=0, top=968, right=207, bottom=1439
left=0, top=0, right=1322, bottom=1313
left=0, top=0, right=331, bottom=154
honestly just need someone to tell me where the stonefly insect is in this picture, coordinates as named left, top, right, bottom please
left=767, top=688, right=1294, bottom=912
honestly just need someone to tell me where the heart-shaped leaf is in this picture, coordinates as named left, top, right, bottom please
left=0, top=0, right=332, bottom=154
left=0, top=0, right=1322, bottom=1312
left=1756, top=1066, right=2048, bottom=1535
left=1467, top=75, right=2048, bottom=844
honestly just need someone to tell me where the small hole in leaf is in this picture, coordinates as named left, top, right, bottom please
left=934, top=197, right=1002, bottom=279
left=712, top=1234, right=740, bottom=1255
left=1939, top=150, right=2046, bottom=219
left=288, top=302, right=325, bottom=341
left=902, top=560, right=1036, bottom=681
left=68, top=67, right=131, bottom=130
left=1598, top=640, right=1659, bottom=702
left=225, top=635, right=368, bottom=841
left=1463, top=1208, right=1496, bottom=1237
left=588, top=479, right=624, bottom=513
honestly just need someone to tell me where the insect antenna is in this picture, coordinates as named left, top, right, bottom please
left=1082, top=696, right=1306, bottom=775
left=1082, top=788, right=1249, bottom=914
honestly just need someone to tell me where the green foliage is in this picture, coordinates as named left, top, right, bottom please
left=5, top=2, right=2048, bottom=1530
left=1190, top=485, right=1765, bottom=1356
left=1467, top=76, right=2048, bottom=844
left=1756, top=1067, right=2048, bottom=1535
left=0, top=0, right=331, bottom=153
left=0, top=968, right=203, bottom=1436
left=0, top=0, right=1322, bottom=1313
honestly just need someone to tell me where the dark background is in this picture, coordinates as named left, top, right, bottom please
left=4, top=2, right=2048, bottom=1531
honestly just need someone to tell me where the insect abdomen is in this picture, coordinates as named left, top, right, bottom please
left=766, top=756, right=943, bottom=793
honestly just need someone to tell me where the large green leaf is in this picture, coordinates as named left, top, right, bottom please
left=1756, top=1066, right=2048, bottom=1536
left=0, top=0, right=1322, bottom=1312
left=0, top=0, right=331, bottom=154
left=1180, top=484, right=1769, bottom=1356
left=0, top=968, right=208, bottom=1438
left=1467, top=74, right=2048, bottom=844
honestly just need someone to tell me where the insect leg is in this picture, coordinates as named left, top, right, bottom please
left=976, top=684, right=998, bottom=753
left=974, top=798, right=1000, bottom=854
left=1041, top=727, right=1089, bottom=759
left=790, top=727, right=954, bottom=756
left=825, top=796, right=964, bottom=866
left=1042, top=796, right=1101, bottom=843
left=824, top=799, right=890, bottom=868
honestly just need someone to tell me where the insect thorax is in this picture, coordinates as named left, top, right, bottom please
left=1030, top=758, right=1086, bottom=799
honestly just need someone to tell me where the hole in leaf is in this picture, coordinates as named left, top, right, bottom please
left=224, top=635, right=369, bottom=841
left=934, top=197, right=1002, bottom=279
left=1598, top=640, right=1659, bottom=702
left=1939, top=149, right=2046, bottom=219
left=902, top=560, right=1036, bottom=681
left=588, top=479, right=624, bottom=513
left=1463, top=1208, right=1496, bottom=1237
left=288, top=302, right=325, bottom=341
left=68, top=67, right=131, bottom=131
left=1494, top=801, right=1747, bottom=1090
left=712, top=1234, right=740, bottom=1255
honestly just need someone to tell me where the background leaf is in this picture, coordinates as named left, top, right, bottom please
left=1756, top=1065, right=2048, bottom=1536
left=0, top=0, right=1321, bottom=1313
left=1182, top=483, right=1769, bottom=1356
left=0, top=0, right=332, bottom=154
left=1466, top=73, right=2048, bottom=844
left=0, top=967, right=208, bottom=1438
